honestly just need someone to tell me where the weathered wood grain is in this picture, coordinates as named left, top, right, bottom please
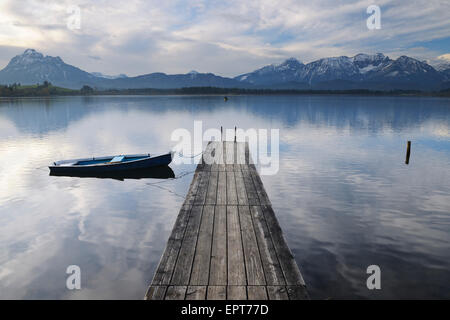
left=235, top=170, right=249, bottom=205
left=209, top=206, right=227, bottom=285
left=145, top=286, right=167, bottom=300
left=238, top=205, right=266, bottom=285
left=205, top=170, right=218, bottom=205
left=261, top=205, right=305, bottom=286
left=194, top=171, right=211, bottom=205
left=247, top=286, right=268, bottom=300
left=227, top=286, right=247, bottom=300
left=286, top=285, right=309, bottom=300
left=186, top=286, right=207, bottom=300
left=190, top=205, right=215, bottom=285
left=165, top=285, right=187, bottom=300
left=227, top=205, right=246, bottom=285
left=217, top=171, right=227, bottom=205
left=267, top=286, right=289, bottom=300
left=170, top=205, right=204, bottom=285
left=207, top=286, right=226, bottom=300
left=226, top=171, right=238, bottom=205
left=250, top=206, right=286, bottom=285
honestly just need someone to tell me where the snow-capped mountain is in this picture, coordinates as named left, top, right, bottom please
left=0, top=49, right=246, bottom=89
left=433, top=62, right=450, bottom=80
left=0, top=49, right=97, bottom=88
left=235, top=53, right=447, bottom=90
left=0, top=49, right=449, bottom=91
left=235, top=58, right=305, bottom=86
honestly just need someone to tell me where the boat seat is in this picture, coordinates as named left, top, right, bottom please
left=110, top=156, right=125, bottom=163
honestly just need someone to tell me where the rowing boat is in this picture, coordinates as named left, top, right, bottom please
left=49, top=152, right=174, bottom=174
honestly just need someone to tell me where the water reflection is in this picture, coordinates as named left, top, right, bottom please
left=0, top=95, right=449, bottom=299
left=49, top=166, right=175, bottom=181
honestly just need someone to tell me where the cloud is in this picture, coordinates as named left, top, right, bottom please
left=0, top=0, right=449, bottom=76
left=437, top=53, right=450, bottom=61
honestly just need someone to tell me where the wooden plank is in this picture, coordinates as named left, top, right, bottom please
left=227, top=206, right=246, bottom=285
left=216, top=171, right=227, bottom=205
left=247, top=286, right=268, bottom=300
left=261, top=205, right=305, bottom=286
left=145, top=286, right=167, bottom=300
left=235, top=170, right=248, bottom=205
left=286, top=285, right=309, bottom=300
left=233, top=141, right=240, bottom=171
left=183, top=171, right=201, bottom=205
left=245, top=141, right=250, bottom=165
left=165, top=286, right=187, bottom=300
left=218, top=141, right=227, bottom=172
left=242, top=169, right=259, bottom=206
left=238, top=206, right=266, bottom=285
left=201, top=141, right=214, bottom=171
left=227, top=286, right=247, bottom=300
left=207, top=286, right=226, bottom=300
left=209, top=206, right=227, bottom=285
left=151, top=204, right=192, bottom=285
left=226, top=171, right=238, bottom=205
left=170, top=206, right=204, bottom=285
left=225, top=141, right=235, bottom=171
left=267, top=286, right=289, bottom=300
left=186, top=286, right=207, bottom=300
left=250, top=206, right=285, bottom=285
left=237, top=141, right=246, bottom=166
left=250, top=168, right=271, bottom=206
left=193, top=171, right=210, bottom=205
left=190, top=206, right=215, bottom=285
left=205, top=170, right=218, bottom=205
left=211, top=141, right=223, bottom=171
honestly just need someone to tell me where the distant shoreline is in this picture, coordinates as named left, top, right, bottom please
left=1, top=84, right=450, bottom=98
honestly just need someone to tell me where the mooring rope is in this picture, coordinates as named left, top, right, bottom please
left=144, top=169, right=196, bottom=199
left=177, top=151, right=203, bottom=158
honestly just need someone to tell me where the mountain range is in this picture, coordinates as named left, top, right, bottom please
left=1, top=49, right=449, bottom=91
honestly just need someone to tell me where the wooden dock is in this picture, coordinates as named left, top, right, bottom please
left=145, top=141, right=308, bottom=300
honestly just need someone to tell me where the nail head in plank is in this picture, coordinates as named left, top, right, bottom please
left=267, top=286, right=289, bottom=300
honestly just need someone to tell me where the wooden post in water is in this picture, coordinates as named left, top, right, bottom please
left=234, top=126, right=237, bottom=142
left=405, top=141, right=411, bottom=165
left=221, top=126, right=223, bottom=141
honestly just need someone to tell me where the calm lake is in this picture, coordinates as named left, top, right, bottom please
left=0, top=95, right=449, bottom=299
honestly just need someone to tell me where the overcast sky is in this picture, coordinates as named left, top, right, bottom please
left=0, top=0, right=449, bottom=77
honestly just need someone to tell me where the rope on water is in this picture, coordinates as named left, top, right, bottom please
left=177, top=151, right=203, bottom=158
left=144, top=169, right=196, bottom=199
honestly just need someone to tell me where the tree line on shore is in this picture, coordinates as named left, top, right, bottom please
left=1, top=83, right=449, bottom=97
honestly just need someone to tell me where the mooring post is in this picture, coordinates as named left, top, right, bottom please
left=234, top=126, right=237, bottom=142
left=405, top=141, right=411, bottom=164
left=221, top=126, right=223, bottom=141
